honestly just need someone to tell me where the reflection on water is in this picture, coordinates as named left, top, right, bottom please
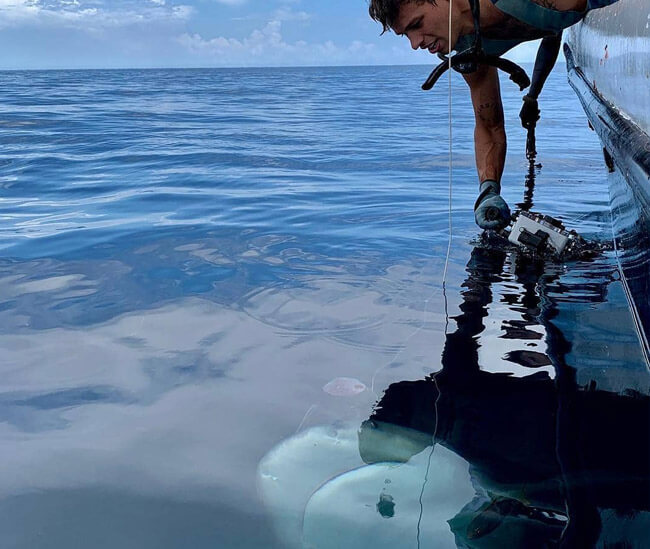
left=260, top=238, right=650, bottom=548
left=360, top=243, right=650, bottom=548
left=609, top=165, right=650, bottom=364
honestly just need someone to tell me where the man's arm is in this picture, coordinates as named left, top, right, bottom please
left=462, top=65, right=511, bottom=230
left=463, top=65, right=506, bottom=183
left=520, top=33, right=563, bottom=131
left=529, top=33, right=562, bottom=100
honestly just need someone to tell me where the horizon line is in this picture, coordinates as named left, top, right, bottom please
left=0, top=61, right=536, bottom=72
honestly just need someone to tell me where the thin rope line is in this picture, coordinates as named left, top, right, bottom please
left=416, top=373, right=442, bottom=546
left=417, top=2, right=453, bottom=546
left=442, top=4, right=454, bottom=292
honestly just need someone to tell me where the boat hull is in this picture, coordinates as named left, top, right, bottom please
left=565, top=1, right=650, bottom=365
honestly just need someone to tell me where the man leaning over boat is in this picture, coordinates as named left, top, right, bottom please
left=368, top=0, right=620, bottom=230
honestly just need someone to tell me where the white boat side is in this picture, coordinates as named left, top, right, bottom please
left=567, top=0, right=650, bottom=135
left=565, top=1, right=650, bottom=366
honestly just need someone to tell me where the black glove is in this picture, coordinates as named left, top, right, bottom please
left=520, top=95, right=540, bottom=130
left=474, top=180, right=511, bottom=231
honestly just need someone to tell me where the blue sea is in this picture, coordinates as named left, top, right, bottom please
left=1, top=65, right=649, bottom=548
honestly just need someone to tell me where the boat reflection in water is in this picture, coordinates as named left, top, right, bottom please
left=359, top=243, right=650, bottom=548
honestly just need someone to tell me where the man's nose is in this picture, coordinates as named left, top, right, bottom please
left=408, top=34, right=421, bottom=50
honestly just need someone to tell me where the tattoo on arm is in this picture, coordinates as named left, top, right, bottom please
left=476, top=101, right=504, bottom=127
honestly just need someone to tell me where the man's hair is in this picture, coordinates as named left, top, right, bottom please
left=368, top=0, right=437, bottom=34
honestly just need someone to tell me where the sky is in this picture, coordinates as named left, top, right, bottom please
left=1, top=0, right=543, bottom=69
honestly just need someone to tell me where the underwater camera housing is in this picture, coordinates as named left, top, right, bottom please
left=502, top=211, right=583, bottom=255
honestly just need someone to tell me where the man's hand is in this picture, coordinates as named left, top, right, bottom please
left=474, top=180, right=511, bottom=231
left=519, top=95, right=540, bottom=130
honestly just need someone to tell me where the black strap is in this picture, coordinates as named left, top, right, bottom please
left=422, top=51, right=530, bottom=91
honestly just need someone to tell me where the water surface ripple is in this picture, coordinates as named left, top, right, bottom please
left=0, top=66, right=648, bottom=549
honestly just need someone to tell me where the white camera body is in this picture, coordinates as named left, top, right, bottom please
left=506, top=211, right=577, bottom=255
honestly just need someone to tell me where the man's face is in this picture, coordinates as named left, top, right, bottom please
left=391, top=1, right=456, bottom=55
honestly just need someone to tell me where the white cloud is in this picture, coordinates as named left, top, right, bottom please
left=0, top=0, right=546, bottom=69
left=176, top=15, right=401, bottom=67
left=0, top=0, right=41, bottom=21
left=0, top=0, right=192, bottom=29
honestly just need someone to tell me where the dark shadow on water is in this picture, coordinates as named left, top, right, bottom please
left=517, top=151, right=541, bottom=214
left=359, top=242, right=650, bottom=548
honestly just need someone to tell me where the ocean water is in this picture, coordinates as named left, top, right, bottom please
left=0, top=65, right=648, bottom=548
